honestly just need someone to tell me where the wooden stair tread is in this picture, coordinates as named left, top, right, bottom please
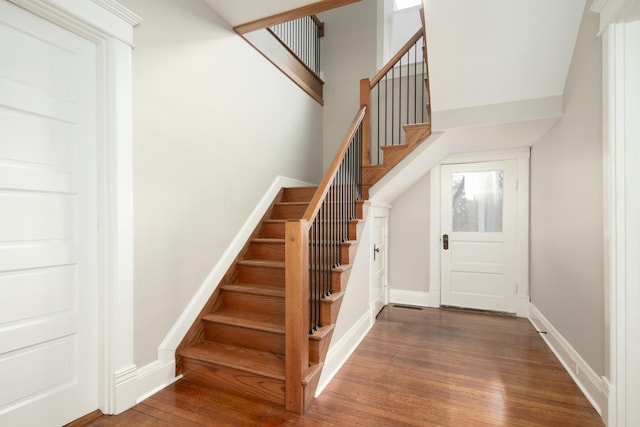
left=321, top=291, right=344, bottom=303
left=281, top=186, right=318, bottom=203
left=237, top=259, right=284, bottom=268
left=363, top=164, right=385, bottom=170
left=222, top=283, right=285, bottom=298
left=332, top=264, right=353, bottom=274
left=309, top=324, right=335, bottom=341
left=251, top=237, right=284, bottom=244
left=274, top=201, right=309, bottom=207
left=303, top=363, right=323, bottom=386
left=380, top=144, right=409, bottom=152
left=402, top=122, right=431, bottom=131
left=203, top=311, right=285, bottom=334
left=180, top=341, right=285, bottom=380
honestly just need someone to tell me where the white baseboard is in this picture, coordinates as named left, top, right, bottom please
left=158, top=175, right=314, bottom=354
left=113, top=176, right=313, bottom=412
left=113, top=365, right=137, bottom=414
left=516, top=296, right=530, bottom=317
left=529, top=304, right=607, bottom=420
left=315, top=310, right=373, bottom=397
left=135, top=349, right=181, bottom=404
left=389, top=288, right=431, bottom=307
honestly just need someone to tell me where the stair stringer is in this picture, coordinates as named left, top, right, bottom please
left=369, top=117, right=560, bottom=205
left=152, top=177, right=313, bottom=374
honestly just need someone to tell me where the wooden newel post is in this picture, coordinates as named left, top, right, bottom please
left=360, top=78, right=372, bottom=167
left=284, top=219, right=310, bottom=413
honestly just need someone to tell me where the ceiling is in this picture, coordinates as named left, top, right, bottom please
left=203, top=0, right=325, bottom=27
left=426, top=0, right=587, bottom=116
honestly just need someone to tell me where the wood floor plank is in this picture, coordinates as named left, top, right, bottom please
left=89, top=306, right=603, bottom=426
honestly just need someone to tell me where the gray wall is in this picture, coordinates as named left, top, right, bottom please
left=530, top=8, right=604, bottom=374
left=119, top=0, right=323, bottom=367
left=388, top=173, right=430, bottom=294
left=320, top=0, right=378, bottom=170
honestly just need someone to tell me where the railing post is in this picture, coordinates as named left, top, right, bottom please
left=360, top=78, right=372, bottom=167
left=285, top=219, right=310, bottom=413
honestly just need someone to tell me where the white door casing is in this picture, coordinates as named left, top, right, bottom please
left=440, top=160, right=517, bottom=313
left=0, top=1, right=98, bottom=424
left=371, top=216, right=387, bottom=316
left=3, top=0, right=140, bottom=418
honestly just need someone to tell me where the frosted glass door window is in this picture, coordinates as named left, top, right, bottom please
left=451, top=170, right=503, bottom=232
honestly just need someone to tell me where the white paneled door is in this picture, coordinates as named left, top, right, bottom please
left=440, top=161, right=517, bottom=313
left=0, top=1, right=99, bottom=425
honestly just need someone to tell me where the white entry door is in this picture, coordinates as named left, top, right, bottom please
left=440, top=161, right=517, bottom=313
left=0, top=1, right=99, bottom=425
left=371, top=216, right=387, bottom=316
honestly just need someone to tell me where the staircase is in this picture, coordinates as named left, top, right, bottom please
left=177, top=186, right=365, bottom=407
left=362, top=122, right=431, bottom=195
left=176, top=8, right=431, bottom=414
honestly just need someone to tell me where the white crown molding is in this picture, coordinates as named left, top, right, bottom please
left=591, top=0, right=640, bottom=34
left=591, top=0, right=609, bottom=13
left=92, top=0, right=142, bottom=26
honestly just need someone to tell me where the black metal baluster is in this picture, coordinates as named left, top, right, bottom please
left=406, top=52, right=409, bottom=128
left=413, top=42, right=418, bottom=123
left=377, top=83, right=380, bottom=165
left=422, top=46, right=425, bottom=123
left=384, top=74, right=387, bottom=163
left=399, top=51, right=402, bottom=145
left=391, top=66, right=395, bottom=147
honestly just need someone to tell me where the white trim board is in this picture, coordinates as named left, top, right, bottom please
left=389, top=289, right=431, bottom=307
left=159, top=175, right=314, bottom=354
left=125, top=176, right=315, bottom=407
left=529, top=304, right=608, bottom=419
left=315, top=310, right=373, bottom=397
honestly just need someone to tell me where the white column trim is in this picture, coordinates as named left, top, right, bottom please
left=429, top=165, right=442, bottom=308
left=603, top=20, right=640, bottom=427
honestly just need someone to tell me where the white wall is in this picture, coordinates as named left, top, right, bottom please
left=320, top=0, right=378, bottom=170
left=118, top=0, right=323, bottom=367
left=530, top=8, right=604, bottom=375
left=388, top=173, right=430, bottom=296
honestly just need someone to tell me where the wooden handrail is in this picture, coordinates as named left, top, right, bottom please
left=302, top=107, right=367, bottom=223
left=266, top=27, right=324, bottom=81
left=370, top=29, right=423, bottom=87
left=310, top=15, right=325, bottom=37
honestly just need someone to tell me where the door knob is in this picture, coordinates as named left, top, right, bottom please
left=374, top=245, right=380, bottom=260
left=443, top=234, right=449, bottom=250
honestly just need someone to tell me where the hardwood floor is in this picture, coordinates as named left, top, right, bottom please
left=87, top=306, right=603, bottom=426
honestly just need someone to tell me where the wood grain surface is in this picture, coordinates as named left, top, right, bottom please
left=86, top=306, right=603, bottom=426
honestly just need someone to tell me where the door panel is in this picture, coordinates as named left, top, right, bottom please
left=441, top=161, right=517, bottom=313
left=0, top=1, right=98, bottom=425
